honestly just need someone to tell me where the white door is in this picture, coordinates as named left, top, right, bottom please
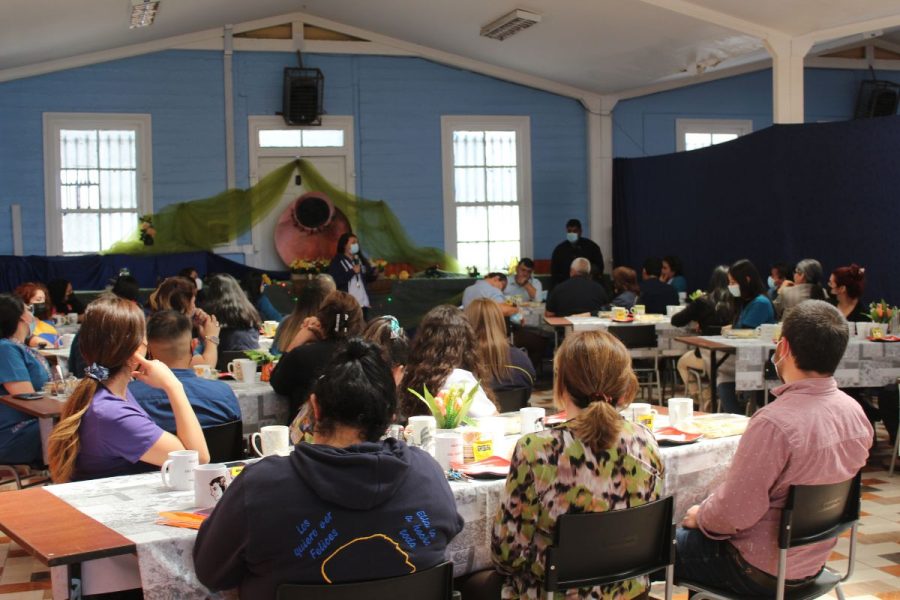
left=252, top=156, right=348, bottom=270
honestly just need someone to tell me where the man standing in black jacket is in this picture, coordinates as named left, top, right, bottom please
left=550, top=219, right=604, bottom=288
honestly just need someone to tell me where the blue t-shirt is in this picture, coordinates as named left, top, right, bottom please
left=462, top=280, right=505, bottom=308
left=0, top=339, right=50, bottom=464
left=668, top=275, right=688, bottom=294
left=73, top=386, right=164, bottom=481
left=737, top=294, right=776, bottom=329
left=129, top=368, right=241, bottom=433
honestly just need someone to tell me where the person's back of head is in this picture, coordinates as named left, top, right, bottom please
left=278, top=278, right=337, bottom=353
left=612, top=266, right=639, bottom=294
left=831, top=264, right=866, bottom=300
left=555, top=330, right=638, bottom=454
left=112, top=275, right=141, bottom=303
left=204, top=273, right=261, bottom=329
left=795, top=258, right=826, bottom=299
left=642, top=257, right=662, bottom=279
left=781, top=300, right=849, bottom=376
left=363, top=316, right=409, bottom=370
left=150, top=276, right=196, bottom=314
left=313, top=338, right=396, bottom=442
left=47, top=279, right=71, bottom=311
left=146, top=310, right=193, bottom=367
left=706, top=265, right=736, bottom=323
left=464, top=298, right=511, bottom=384
left=317, top=291, right=365, bottom=341
left=0, top=293, right=25, bottom=338
left=570, top=257, right=591, bottom=277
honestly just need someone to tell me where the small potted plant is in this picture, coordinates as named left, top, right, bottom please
left=866, top=300, right=897, bottom=336
left=407, top=382, right=480, bottom=430
left=244, top=350, right=276, bottom=382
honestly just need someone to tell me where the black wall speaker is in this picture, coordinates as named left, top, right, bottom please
left=854, top=80, right=900, bottom=118
left=283, top=67, right=324, bottom=126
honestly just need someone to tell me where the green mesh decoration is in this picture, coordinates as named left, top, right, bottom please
left=105, top=159, right=460, bottom=272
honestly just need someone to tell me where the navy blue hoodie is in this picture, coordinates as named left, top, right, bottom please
left=193, top=439, right=464, bottom=597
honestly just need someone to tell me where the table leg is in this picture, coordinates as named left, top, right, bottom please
left=709, top=350, right=718, bottom=412
left=51, top=564, right=81, bottom=600
left=38, top=417, right=54, bottom=465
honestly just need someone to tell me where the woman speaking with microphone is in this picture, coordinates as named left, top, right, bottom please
left=328, top=232, right=377, bottom=319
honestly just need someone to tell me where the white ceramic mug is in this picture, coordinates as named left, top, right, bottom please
left=250, top=425, right=291, bottom=457
left=227, top=359, right=257, bottom=383
left=631, top=304, right=646, bottom=316
left=434, top=431, right=463, bottom=470
left=759, top=324, right=779, bottom=343
left=666, top=305, right=681, bottom=318
left=624, top=403, right=658, bottom=429
left=857, top=322, right=876, bottom=339
left=193, top=364, right=213, bottom=379
left=612, top=306, right=628, bottom=321
left=160, top=449, right=199, bottom=491
left=519, top=406, right=546, bottom=435
left=262, top=320, right=279, bottom=337
left=405, top=416, right=436, bottom=456
left=667, top=398, right=694, bottom=428
left=67, top=312, right=78, bottom=325
left=194, top=463, right=230, bottom=508
left=60, top=333, right=76, bottom=348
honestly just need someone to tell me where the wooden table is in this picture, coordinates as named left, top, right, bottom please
left=0, top=487, right=137, bottom=599
left=0, top=394, right=65, bottom=464
left=674, top=336, right=737, bottom=411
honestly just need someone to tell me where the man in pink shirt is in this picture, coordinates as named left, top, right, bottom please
left=676, top=300, right=872, bottom=595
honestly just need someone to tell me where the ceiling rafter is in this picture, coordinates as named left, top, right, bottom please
left=632, top=0, right=781, bottom=40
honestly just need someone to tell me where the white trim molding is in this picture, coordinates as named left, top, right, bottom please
left=675, top=118, right=753, bottom=152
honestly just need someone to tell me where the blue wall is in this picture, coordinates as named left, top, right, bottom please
left=0, top=50, right=587, bottom=260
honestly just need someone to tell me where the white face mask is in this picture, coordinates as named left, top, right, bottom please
left=770, top=339, right=786, bottom=382
left=728, top=284, right=741, bottom=297
left=195, top=277, right=203, bottom=291
left=566, top=232, right=578, bottom=243
left=349, top=243, right=360, bottom=255
left=767, top=276, right=776, bottom=289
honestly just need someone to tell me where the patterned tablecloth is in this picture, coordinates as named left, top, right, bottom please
left=566, top=316, right=692, bottom=356
left=224, top=380, right=289, bottom=434
left=45, top=434, right=740, bottom=598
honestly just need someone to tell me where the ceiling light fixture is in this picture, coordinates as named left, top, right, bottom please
left=480, top=9, right=542, bottom=41
left=130, top=0, right=160, bottom=29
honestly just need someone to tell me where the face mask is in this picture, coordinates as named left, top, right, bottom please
left=32, top=303, right=48, bottom=320
left=767, top=276, right=775, bottom=289
left=349, top=243, right=360, bottom=254
left=23, top=316, right=35, bottom=336
left=728, top=284, right=741, bottom=297
left=770, top=340, right=786, bottom=382
left=566, top=232, right=578, bottom=243
left=195, top=278, right=203, bottom=291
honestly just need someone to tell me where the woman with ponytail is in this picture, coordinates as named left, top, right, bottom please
left=48, top=294, right=209, bottom=483
left=829, top=264, right=867, bottom=322
left=480, top=330, right=663, bottom=600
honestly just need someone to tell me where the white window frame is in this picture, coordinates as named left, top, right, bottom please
left=43, top=113, right=153, bottom=256
left=440, top=115, right=533, bottom=268
left=675, top=118, right=753, bottom=152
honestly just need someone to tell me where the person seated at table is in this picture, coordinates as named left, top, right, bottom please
left=150, top=276, right=220, bottom=368
left=47, top=294, right=209, bottom=482
left=270, top=291, right=365, bottom=420
left=194, top=339, right=464, bottom=598
left=717, top=259, right=776, bottom=413
left=773, top=258, right=827, bottom=318
left=14, top=282, right=60, bottom=348
left=362, top=315, right=409, bottom=385
left=273, top=274, right=335, bottom=355
left=47, top=278, right=85, bottom=321
left=545, top=258, right=608, bottom=317
left=129, top=310, right=240, bottom=433
left=465, top=299, right=535, bottom=396
left=462, top=273, right=519, bottom=317
left=609, top=265, right=640, bottom=310
left=767, top=261, right=792, bottom=301
left=638, top=257, right=679, bottom=314
left=661, top=255, right=688, bottom=294
left=0, top=294, right=50, bottom=466
left=829, top=263, right=867, bottom=322
left=672, top=265, right=736, bottom=411
left=466, top=330, right=662, bottom=600
left=504, top=258, right=543, bottom=302
left=399, top=305, right=497, bottom=420
left=676, top=300, right=872, bottom=596
left=240, top=271, right=284, bottom=324
left=110, top=274, right=143, bottom=307
left=202, top=273, right=261, bottom=352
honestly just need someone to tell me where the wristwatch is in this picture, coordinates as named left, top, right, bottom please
left=204, top=335, right=220, bottom=345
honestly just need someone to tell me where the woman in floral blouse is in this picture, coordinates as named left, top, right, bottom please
left=488, top=330, right=664, bottom=599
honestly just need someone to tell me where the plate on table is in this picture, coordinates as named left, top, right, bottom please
left=868, top=335, right=900, bottom=342
left=611, top=316, right=635, bottom=323
left=453, top=456, right=511, bottom=479
left=653, top=427, right=702, bottom=445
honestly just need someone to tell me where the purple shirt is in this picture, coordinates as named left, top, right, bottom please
left=697, top=377, right=872, bottom=578
left=72, top=386, right=165, bottom=481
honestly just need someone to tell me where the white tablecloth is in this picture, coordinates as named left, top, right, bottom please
left=224, top=380, right=289, bottom=435
left=565, top=317, right=691, bottom=356
left=46, top=435, right=740, bottom=598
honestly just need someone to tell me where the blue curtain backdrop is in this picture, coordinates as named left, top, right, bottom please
left=613, top=116, right=900, bottom=304
left=0, top=252, right=287, bottom=292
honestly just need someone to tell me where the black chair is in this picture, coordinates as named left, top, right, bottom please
left=495, top=386, right=531, bottom=412
left=276, top=560, right=454, bottom=600
left=608, top=325, right=661, bottom=403
left=544, top=496, right=675, bottom=600
left=678, top=472, right=861, bottom=600
left=216, top=350, right=252, bottom=374
left=202, top=420, right=245, bottom=462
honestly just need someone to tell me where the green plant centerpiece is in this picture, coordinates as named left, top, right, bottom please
left=244, top=350, right=276, bottom=382
left=408, top=382, right=480, bottom=429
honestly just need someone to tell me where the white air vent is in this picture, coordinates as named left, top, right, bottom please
left=480, top=9, right=542, bottom=41
left=130, top=0, right=160, bottom=29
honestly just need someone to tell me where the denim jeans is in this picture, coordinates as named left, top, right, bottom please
left=675, top=528, right=773, bottom=596
left=716, top=382, right=739, bottom=414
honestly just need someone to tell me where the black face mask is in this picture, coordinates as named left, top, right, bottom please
left=32, top=303, right=49, bottom=320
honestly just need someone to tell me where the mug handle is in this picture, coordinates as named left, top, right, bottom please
left=227, top=362, right=237, bottom=375
left=161, top=459, right=173, bottom=488
left=250, top=433, right=264, bottom=457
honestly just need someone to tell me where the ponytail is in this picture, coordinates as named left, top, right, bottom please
left=571, top=401, right=623, bottom=455
left=48, top=378, right=98, bottom=483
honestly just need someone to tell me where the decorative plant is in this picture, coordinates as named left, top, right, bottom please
left=466, top=266, right=481, bottom=278
left=866, top=300, right=896, bottom=324
left=139, top=215, right=156, bottom=246
left=688, top=289, right=703, bottom=302
left=244, top=350, right=276, bottom=382
left=408, top=382, right=480, bottom=429
left=507, top=256, right=519, bottom=275
left=289, top=258, right=330, bottom=274
left=372, top=259, right=388, bottom=272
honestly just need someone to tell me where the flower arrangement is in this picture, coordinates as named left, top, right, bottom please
left=466, top=266, right=481, bottom=278
left=408, top=382, right=480, bottom=429
left=244, top=350, right=276, bottom=382
left=372, top=259, right=388, bottom=273
left=866, top=300, right=896, bottom=324
left=507, top=257, right=520, bottom=276
left=139, top=215, right=156, bottom=246
left=289, top=258, right=330, bottom=274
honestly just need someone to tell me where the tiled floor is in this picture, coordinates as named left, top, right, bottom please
left=0, top=418, right=898, bottom=599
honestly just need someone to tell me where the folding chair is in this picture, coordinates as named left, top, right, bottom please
left=276, top=560, right=454, bottom=600
left=609, top=325, right=661, bottom=403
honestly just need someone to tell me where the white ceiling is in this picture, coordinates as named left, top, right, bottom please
left=3, top=0, right=900, bottom=96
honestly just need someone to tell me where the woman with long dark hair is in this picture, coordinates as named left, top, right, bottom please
left=149, top=276, right=220, bottom=367
left=327, top=232, right=377, bottom=318
left=273, top=274, right=336, bottom=355
left=47, top=294, right=209, bottom=482
left=202, top=273, right=261, bottom=352
left=47, top=279, right=85, bottom=320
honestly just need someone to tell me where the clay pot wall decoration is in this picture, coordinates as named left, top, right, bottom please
left=274, top=191, right=351, bottom=267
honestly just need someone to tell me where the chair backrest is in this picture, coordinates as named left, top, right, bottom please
left=494, top=386, right=531, bottom=412
left=607, top=324, right=658, bottom=350
left=276, top=560, right=454, bottom=600
left=202, top=420, right=245, bottom=462
left=544, top=496, right=675, bottom=593
left=216, top=350, right=252, bottom=373
left=699, top=324, right=723, bottom=336
left=779, top=472, right=861, bottom=549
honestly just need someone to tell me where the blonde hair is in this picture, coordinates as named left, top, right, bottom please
left=554, top=330, right=638, bottom=454
left=464, top=298, right=512, bottom=384
left=48, top=295, right=146, bottom=482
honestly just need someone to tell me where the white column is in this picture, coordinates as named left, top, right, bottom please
left=223, top=25, right=236, bottom=190
left=585, top=95, right=617, bottom=273
left=765, top=36, right=813, bottom=124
